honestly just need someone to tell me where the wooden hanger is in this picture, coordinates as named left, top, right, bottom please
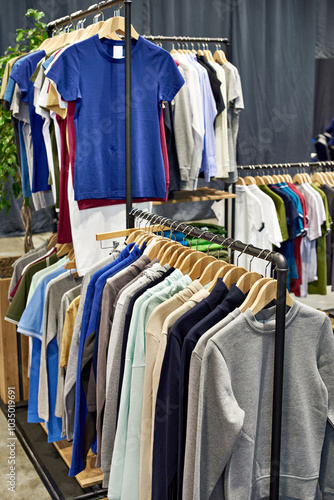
left=178, top=251, right=207, bottom=275
left=174, top=248, right=199, bottom=269
left=66, top=248, right=75, bottom=261
left=255, top=176, right=265, bottom=185
left=188, top=255, right=216, bottom=280
left=277, top=175, right=285, bottom=183
left=236, top=176, right=246, bottom=185
left=167, top=246, right=193, bottom=267
left=98, top=16, right=139, bottom=40
left=204, top=48, right=214, bottom=62
left=146, top=238, right=169, bottom=260
left=207, top=264, right=235, bottom=293
left=311, top=172, right=326, bottom=185
left=292, top=173, right=305, bottom=184
left=56, top=242, right=73, bottom=258
left=157, top=239, right=179, bottom=260
left=282, top=174, right=293, bottom=183
left=271, top=174, right=281, bottom=184
left=236, top=271, right=262, bottom=294
left=325, top=171, right=334, bottom=186
left=159, top=241, right=183, bottom=265
left=213, top=48, right=227, bottom=64
left=197, top=45, right=205, bottom=56
left=249, top=278, right=293, bottom=315
left=47, top=233, right=58, bottom=251
left=223, top=266, right=248, bottom=289
left=239, top=277, right=273, bottom=312
left=198, top=260, right=227, bottom=286
left=244, top=176, right=256, bottom=185
left=80, top=20, right=105, bottom=40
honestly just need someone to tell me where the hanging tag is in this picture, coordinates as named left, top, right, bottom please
left=113, top=45, right=124, bottom=58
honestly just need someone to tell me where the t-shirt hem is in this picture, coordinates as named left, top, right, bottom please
left=17, top=326, right=43, bottom=340
left=75, top=192, right=166, bottom=202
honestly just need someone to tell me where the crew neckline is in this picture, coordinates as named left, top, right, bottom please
left=243, top=300, right=300, bottom=333
left=93, top=33, right=141, bottom=63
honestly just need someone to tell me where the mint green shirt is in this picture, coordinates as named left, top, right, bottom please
left=108, top=270, right=190, bottom=499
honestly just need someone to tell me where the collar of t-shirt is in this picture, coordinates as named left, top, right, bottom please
left=277, top=183, right=304, bottom=235
left=79, top=243, right=135, bottom=343
left=85, top=244, right=143, bottom=343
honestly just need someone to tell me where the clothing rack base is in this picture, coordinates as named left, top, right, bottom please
left=40, top=423, right=104, bottom=489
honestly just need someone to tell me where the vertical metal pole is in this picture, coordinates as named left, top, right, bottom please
left=16, top=331, right=23, bottom=401
left=231, top=183, right=236, bottom=241
left=269, top=259, right=288, bottom=499
left=124, top=0, right=134, bottom=228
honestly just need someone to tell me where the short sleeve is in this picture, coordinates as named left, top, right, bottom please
left=46, top=45, right=81, bottom=102
left=10, top=64, right=29, bottom=101
left=156, top=49, right=185, bottom=102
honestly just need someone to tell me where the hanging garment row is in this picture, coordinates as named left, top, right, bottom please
left=0, top=15, right=241, bottom=268
left=5, top=217, right=334, bottom=500
left=224, top=170, right=334, bottom=297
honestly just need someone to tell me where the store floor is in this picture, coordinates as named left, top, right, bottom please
left=0, top=409, right=51, bottom=500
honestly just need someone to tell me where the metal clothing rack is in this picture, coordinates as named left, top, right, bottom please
left=238, top=160, right=334, bottom=170
left=130, top=207, right=288, bottom=500
left=143, top=35, right=230, bottom=58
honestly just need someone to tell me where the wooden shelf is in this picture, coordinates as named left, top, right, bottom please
left=153, top=187, right=236, bottom=205
left=40, top=423, right=104, bottom=488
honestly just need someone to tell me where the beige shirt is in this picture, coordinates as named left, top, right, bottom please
left=139, top=283, right=209, bottom=500
left=59, top=295, right=80, bottom=368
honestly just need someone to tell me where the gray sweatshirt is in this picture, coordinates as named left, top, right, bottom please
left=194, top=301, right=334, bottom=500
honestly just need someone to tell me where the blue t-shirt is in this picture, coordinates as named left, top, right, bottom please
left=18, top=121, right=32, bottom=198
left=17, top=265, right=67, bottom=441
left=10, top=50, right=50, bottom=193
left=46, top=35, right=184, bottom=202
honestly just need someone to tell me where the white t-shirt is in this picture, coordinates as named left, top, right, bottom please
left=235, top=185, right=265, bottom=273
left=67, top=168, right=152, bottom=276
left=208, top=60, right=230, bottom=178
left=248, top=184, right=283, bottom=248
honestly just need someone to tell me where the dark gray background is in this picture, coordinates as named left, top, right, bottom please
left=0, top=0, right=333, bottom=235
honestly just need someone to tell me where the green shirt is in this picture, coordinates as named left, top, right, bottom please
left=5, top=250, right=59, bottom=324
left=308, top=184, right=332, bottom=295
left=258, top=184, right=289, bottom=241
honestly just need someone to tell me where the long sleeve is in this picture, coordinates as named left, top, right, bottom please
left=173, top=66, right=194, bottom=183
left=194, top=340, right=244, bottom=500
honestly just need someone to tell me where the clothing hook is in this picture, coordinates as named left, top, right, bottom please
left=236, top=243, right=251, bottom=267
